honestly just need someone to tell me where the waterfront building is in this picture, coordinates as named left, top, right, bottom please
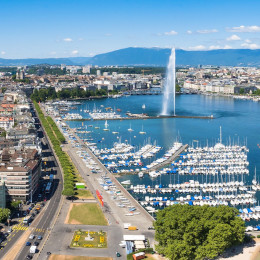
left=0, top=148, right=41, bottom=201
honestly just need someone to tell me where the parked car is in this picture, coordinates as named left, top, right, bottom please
left=37, top=235, right=42, bottom=240
left=26, top=255, right=33, bottom=259
left=33, top=241, right=39, bottom=246
left=26, top=241, right=31, bottom=246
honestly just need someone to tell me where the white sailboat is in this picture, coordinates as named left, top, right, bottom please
left=103, top=120, right=109, bottom=131
left=128, top=123, right=134, bottom=132
left=142, top=104, right=146, bottom=109
left=139, top=125, right=146, bottom=135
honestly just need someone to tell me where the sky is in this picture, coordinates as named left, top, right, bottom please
left=0, top=0, right=260, bottom=58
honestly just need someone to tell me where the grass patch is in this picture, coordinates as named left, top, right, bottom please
left=75, top=189, right=94, bottom=199
left=50, top=255, right=112, bottom=260
left=70, top=230, right=107, bottom=248
left=75, top=173, right=85, bottom=183
left=68, top=203, right=107, bottom=225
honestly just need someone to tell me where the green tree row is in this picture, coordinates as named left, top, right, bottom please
left=31, top=87, right=109, bottom=103
left=34, top=102, right=75, bottom=197
left=154, top=204, right=245, bottom=260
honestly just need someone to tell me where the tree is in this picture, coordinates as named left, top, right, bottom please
left=239, top=88, right=245, bottom=94
left=0, top=208, right=11, bottom=223
left=154, top=205, right=245, bottom=260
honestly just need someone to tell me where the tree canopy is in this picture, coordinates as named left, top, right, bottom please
left=154, top=204, right=245, bottom=260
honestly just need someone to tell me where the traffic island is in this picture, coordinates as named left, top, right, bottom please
left=70, top=230, right=107, bottom=248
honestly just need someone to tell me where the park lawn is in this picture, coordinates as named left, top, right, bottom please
left=75, top=189, right=94, bottom=199
left=68, top=203, right=108, bottom=225
left=70, top=231, right=107, bottom=248
left=50, top=255, right=112, bottom=260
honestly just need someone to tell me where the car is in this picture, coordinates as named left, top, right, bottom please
left=23, top=212, right=27, bottom=216
left=148, top=226, right=155, bottom=230
left=7, top=228, right=12, bottom=233
left=47, top=252, right=51, bottom=255
left=116, top=251, right=121, bottom=257
left=33, top=241, right=39, bottom=246
left=41, top=203, right=45, bottom=207
left=34, top=210, right=39, bottom=214
left=29, top=234, right=35, bottom=239
left=31, top=213, right=35, bottom=218
left=26, top=241, right=31, bottom=246
left=26, top=255, right=33, bottom=259
left=37, top=235, right=42, bottom=240
left=4, top=233, right=9, bottom=237
left=26, top=201, right=30, bottom=205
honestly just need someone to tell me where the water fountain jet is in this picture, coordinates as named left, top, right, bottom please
left=161, top=48, right=176, bottom=116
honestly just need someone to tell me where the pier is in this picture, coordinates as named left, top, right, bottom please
left=144, top=144, right=188, bottom=172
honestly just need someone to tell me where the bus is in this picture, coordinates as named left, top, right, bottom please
left=45, top=182, right=52, bottom=194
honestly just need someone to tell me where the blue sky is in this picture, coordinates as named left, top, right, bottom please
left=0, top=0, right=260, bottom=58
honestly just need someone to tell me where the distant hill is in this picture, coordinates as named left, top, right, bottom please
left=1, top=48, right=260, bottom=66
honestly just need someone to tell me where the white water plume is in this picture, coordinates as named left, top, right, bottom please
left=161, top=48, right=176, bottom=116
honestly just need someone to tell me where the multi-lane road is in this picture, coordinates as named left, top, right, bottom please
left=0, top=103, right=63, bottom=260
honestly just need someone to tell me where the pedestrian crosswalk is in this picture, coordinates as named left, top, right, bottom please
left=34, top=228, right=45, bottom=233
left=13, top=225, right=28, bottom=231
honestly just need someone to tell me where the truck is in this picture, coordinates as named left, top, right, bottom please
left=133, top=252, right=145, bottom=260
left=128, top=226, right=137, bottom=231
left=123, top=223, right=131, bottom=229
left=30, top=245, right=37, bottom=254
left=23, top=216, right=32, bottom=224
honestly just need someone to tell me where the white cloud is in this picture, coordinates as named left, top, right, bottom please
left=241, top=42, right=260, bottom=49
left=1, top=51, right=6, bottom=55
left=188, top=45, right=206, bottom=51
left=71, top=50, right=79, bottom=55
left=209, top=45, right=221, bottom=50
left=227, top=25, right=260, bottom=33
left=164, top=30, right=178, bottom=35
left=226, top=34, right=241, bottom=41
left=186, top=30, right=192, bottom=34
left=245, top=39, right=251, bottom=43
left=63, top=38, right=73, bottom=42
left=196, top=29, right=218, bottom=34
left=223, top=45, right=232, bottom=49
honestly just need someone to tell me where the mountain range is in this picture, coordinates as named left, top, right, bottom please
left=1, top=48, right=260, bottom=67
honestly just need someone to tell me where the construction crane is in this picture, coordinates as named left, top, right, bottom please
left=141, top=69, right=151, bottom=76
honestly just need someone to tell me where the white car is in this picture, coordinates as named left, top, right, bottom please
left=29, top=234, right=35, bottom=239
left=119, top=241, right=126, bottom=248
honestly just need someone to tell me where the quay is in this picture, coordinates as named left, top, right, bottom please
left=48, top=114, right=156, bottom=246
left=67, top=114, right=214, bottom=121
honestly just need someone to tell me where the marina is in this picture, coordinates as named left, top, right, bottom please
left=43, top=93, right=260, bottom=225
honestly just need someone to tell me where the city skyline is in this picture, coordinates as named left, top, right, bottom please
left=0, top=0, right=260, bottom=58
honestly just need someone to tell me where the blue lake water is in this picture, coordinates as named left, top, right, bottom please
left=66, top=94, right=260, bottom=202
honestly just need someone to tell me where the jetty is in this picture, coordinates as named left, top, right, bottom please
left=144, top=144, right=188, bottom=172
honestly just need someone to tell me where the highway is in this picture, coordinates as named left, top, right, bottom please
left=0, top=102, right=63, bottom=260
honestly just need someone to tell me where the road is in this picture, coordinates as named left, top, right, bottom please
left=1, top=102, right=64, bottom=260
